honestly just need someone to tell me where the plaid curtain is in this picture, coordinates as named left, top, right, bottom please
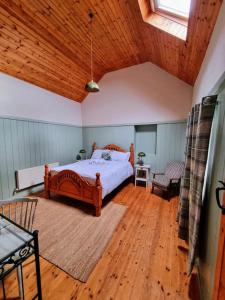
left=178, top=95, right=217, bottom=274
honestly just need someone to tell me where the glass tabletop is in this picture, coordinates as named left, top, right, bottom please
left=0, top=215, right=33, bottom=262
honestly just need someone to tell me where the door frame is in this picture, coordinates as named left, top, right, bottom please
left=213, top=186, right=225, bottom=300
left=212, top=75, right=225, bottom=300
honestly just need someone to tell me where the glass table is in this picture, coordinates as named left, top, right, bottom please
left=0, top=213, right=42, bottom=299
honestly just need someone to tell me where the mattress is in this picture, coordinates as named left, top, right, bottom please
left=51, top=158, right=133, bottom=198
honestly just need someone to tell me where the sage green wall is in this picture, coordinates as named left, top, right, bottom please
left=0, top=119, right=186, bottom=200
left=83, top=125, right=135, bottom=156
left=0, top=116, right=82, bottom=199
left=147, top=122, right=186, bottom=174
left=198, top=89, right=225, bottom=300
left=83, top=121, right=187, bottom=176
left=135, top=125, right=157, bottom=156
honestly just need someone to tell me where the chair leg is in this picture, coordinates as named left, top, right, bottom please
left=17, top=264, right=24, bottom=300
left=1, top=279, right=6, bottom=300
left=151, top=185, right=154, bottom=193
left=167, top=189, right=172, bottom=201
left=167, top=191, right=170, bottom=201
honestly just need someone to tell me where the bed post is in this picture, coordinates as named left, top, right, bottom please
left=44, top=164, right=50, bottom=199
left=92, top=142, right=97, bottom=153
left=130, top=143, right=134, bottom=167
left=95, top=172, right=102, bottom=217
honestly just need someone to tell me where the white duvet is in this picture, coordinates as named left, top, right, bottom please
left=52, top=159, right=133, bottom=198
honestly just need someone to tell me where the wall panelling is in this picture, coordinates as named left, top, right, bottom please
left=0, top=116, right=82, bottom=199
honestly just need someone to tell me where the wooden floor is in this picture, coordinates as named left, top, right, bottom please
left=2, top=183, right=199, bottom=300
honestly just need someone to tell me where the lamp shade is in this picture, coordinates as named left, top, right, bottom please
left=85, top=80, right=100, bottom=93
left=138, top=152, right=146, bottom=157
left=79, top=149, right=86, bottom=154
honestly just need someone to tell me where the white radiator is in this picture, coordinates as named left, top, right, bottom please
left=16, top=162, right=59, bottom=190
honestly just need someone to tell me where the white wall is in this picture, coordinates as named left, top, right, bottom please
left=82, top=62, right=193, bottom=126
left=193, top=2, right=225, bottom=105
left=0, top=72, right=82, bottom=126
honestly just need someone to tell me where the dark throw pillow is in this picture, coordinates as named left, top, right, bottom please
left=101, top=152, right=111, bottom=160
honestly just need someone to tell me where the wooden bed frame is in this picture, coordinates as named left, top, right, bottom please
left=44, top=143, right=134, bottom=217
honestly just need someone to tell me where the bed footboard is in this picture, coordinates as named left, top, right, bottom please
left=44, top=165, right=102, bottom=216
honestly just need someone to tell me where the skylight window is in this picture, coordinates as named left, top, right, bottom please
left=153, top=0, right=191, bottom=19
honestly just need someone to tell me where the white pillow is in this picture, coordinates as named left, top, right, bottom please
left=91, top=149, right=110, bottom=159
left=111, top=151, right=130, bottom=162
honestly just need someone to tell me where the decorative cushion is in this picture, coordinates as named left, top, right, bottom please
left=152, top=175, right=170, bottom=188
left=102, top=152, right=111, bottom=160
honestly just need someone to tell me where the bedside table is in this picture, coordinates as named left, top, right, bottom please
left=134, top=164, right=151, bottom=188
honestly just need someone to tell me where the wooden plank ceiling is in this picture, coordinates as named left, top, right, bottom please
left=0, top=0, right=223, bottom=102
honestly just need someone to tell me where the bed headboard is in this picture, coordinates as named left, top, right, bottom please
left=92, top=142, right=134, bottom=167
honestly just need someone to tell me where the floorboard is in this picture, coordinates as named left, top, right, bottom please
left=3, top=184, right=199, bottom=300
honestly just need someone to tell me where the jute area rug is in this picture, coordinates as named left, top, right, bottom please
left=34, top=196, right=127, bottom=282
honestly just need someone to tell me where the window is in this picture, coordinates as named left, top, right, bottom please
left=152, top=0, right=191, bottom=19
left=139, top=0, right=191, bottom=40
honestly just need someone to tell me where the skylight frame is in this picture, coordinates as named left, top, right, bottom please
left=151, top=0, right=191, bottom=21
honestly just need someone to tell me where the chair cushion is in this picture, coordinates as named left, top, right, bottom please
left=152, top=175, right=170, bottom=188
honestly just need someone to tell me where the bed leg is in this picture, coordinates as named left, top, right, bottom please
left=95, top=206, right=101, bottom=217
left=95, top=172, right=102, bottom=217
left=44, top=164, right=50, bottom=199
left=45, top=190, right=50, bottom=199
left=130, top=175, right=134, bottom=184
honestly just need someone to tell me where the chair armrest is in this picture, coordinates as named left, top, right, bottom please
left=152, top=172, right=164, bottom=179
left=169, top=178, right=181, bottom=184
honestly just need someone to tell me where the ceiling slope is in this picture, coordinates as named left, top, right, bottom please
left=0, top=0, right=223, bottom=102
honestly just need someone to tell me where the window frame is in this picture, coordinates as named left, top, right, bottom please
left=151, top=0, right=190, bottom=22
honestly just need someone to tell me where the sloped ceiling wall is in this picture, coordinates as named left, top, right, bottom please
left=82, top=62, right=193, bottom=126
left=0, top=72, right=82, bottom=125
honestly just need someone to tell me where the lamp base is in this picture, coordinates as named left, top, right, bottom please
left=138, top=158, right=144, bottom=166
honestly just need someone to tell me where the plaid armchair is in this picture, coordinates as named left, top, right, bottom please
left=151, top=161, right=184, bottom=198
